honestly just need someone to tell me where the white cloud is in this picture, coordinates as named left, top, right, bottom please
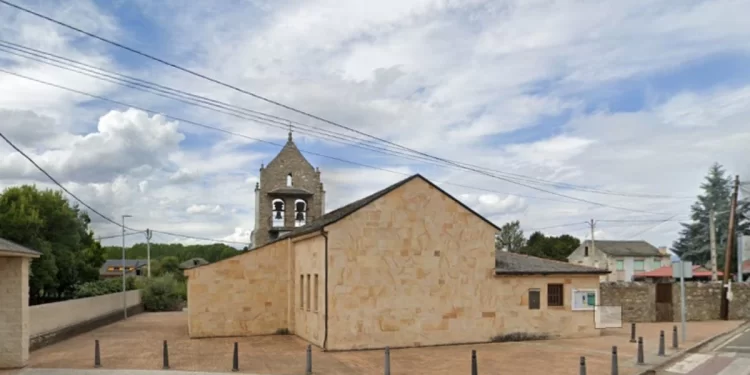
left=186, top=204, right=224, bottom=215
left=2, top=0, right=750, bottom=251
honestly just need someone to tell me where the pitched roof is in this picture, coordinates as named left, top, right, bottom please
left=179, top=257, right=209, bottom=269
left=0, top=237, right=42, bottom=257
left=283, top=174, right=502, bottom=240
left=584, top=240, right=663, bottom=257
left=495, top=251, right=610, bottom=275
left=99, top=259, right=148, bottom=276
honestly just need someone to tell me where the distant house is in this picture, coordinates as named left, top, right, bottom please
left=99, top=259, right=148, bottom=278
left=567, top=240, right=671, bottom=282
left=633, top=264, right=723, bottom=282
left=179, top=258, right=209, bottom=270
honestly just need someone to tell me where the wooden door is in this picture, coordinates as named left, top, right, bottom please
left=655, top=283, right=673, bottom=322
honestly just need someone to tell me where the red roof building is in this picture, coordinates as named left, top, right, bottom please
left=633, top=264, right=722, bottom=281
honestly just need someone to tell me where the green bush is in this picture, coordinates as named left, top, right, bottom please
left=73, top=277, right=138, bottom=298
left=140, top=274, right=186, bottom=311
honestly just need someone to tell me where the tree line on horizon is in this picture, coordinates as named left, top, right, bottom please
left=1, top=163, right=746, bottom=305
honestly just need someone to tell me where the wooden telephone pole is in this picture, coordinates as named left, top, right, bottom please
left=720, top=175, right=740, bottom=320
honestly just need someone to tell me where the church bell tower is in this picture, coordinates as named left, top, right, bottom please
left=251, top=132, right=325, bottom=248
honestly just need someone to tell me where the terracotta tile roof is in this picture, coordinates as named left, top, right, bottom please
left=495, top=251, right=610, bottom=275
left=0, top=237, right=41, bottom=257
left=634, top=264, right=721, bottom=278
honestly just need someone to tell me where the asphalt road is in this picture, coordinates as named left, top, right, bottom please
left=660, top=325, right=750, bottom=375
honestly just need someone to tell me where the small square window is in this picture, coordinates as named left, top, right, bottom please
left=547, top=284, right=564, bottom=307
left=528, top=289, right=540, bottom=310
left=634, top=259, right=645, bottom=271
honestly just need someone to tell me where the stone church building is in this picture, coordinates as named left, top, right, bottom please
left=186, top=133, right=608, bottom=350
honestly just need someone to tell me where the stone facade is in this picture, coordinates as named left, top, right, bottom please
left=186, top=239, right=290, bottom=337
left=0, top=257, right=30, bottom=369
left=188, top=176, right=603, bottom=350
left=600, top=282, right=656, bottom=322
left=600, top=281, right=750, bottom=323
left=252, top=132, right=325, bottom=248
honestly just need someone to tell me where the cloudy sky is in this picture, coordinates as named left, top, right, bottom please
left=1, top=0, right=749, bottom=250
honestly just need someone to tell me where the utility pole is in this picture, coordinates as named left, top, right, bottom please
left=720, top=175, right=740, bottom=320
left=709, top=208, right=718, bottom=281
left=121, top=214, right=132, bottom=319
left=589, top=219, right=597, bottom=255
left=146, top=229, right=153, bottom=278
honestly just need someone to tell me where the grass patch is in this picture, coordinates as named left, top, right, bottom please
left=491, top=332, right=550, bottom=342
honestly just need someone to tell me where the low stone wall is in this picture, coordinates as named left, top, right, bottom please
left=600, top=282, right=656, bottom=322
left=601, top=281, right=750, bottom=323
left=29, top=290, right=143, bottom=350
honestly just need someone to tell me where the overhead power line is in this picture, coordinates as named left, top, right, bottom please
left=0, top=67, right=616, bottom=206
left=0, top=1, right=694, bottom=203
left=0, top=67, right=683, bottom=216
left=0, top=131, right=250, bottom=246
left=0, top=39, right=694, bottom=202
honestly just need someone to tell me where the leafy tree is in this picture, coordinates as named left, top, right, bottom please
left=495, top=220, right=526, bottom=253
left=153, top=255, right=181, bottom=277
left=519, top=231, right=581, bottom=261
left=102, top=242, right=240, bottom=263
left=138, top=274, right=186, bottom=311
left=672, top=163, right=750, bottom=267
left=0, top=185, right=106, bottom=304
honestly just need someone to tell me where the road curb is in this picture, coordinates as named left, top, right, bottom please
left=636, top=320, right=750, bottom=375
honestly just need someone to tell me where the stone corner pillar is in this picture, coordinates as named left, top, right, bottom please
left=0, top=257, right=31, bottom=369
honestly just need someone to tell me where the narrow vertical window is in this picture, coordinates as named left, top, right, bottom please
left=306, top=274, right=311, bottom=311
left=287, top=173, right=293, bottom=187
left=314, top=274, right=319, bottom=312
left=299, top=275, right=304, bottom=309
left=529, top=289, right=541, bottom=310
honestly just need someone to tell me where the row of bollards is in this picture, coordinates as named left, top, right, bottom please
left=93, top=340, right=312, bottom=374
left=632, top=323, right=681, bottom=366
left=92, top=325, right=681, bottom=374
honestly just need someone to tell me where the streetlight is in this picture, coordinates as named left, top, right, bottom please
left=121, top=214, right=132, bottom=319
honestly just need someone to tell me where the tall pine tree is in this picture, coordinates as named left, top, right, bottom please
left=672, top=163, right=750, bottom=267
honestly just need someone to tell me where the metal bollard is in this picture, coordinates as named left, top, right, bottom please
left=629, top=323, right=636, bottom=343
left=672, top=326, right=679, bottom=349
left=579, top=356, right=587, bottom=375
left=232, top=342, right=239, bottom=372
left=611, top=346, right=618, bottom=375
left=94, top=340, right=101, bottom=368
left=163, top=340, right=170, bottom=370
left=384, top=346, right=391, bottom=375
left=305, top=344, right=312, bottom=375
left=471, top=350, right=478, bottom=375
left=658, top=330, right=666, bottom=356
left=637, top=337, right=644, bottom=365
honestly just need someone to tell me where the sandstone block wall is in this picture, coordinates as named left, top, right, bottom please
left=293, top=235, right=326, bottom=346
left=325, top=177, right=601, bottom=350
left=185, top=240, right=290, bottom=337
left=601, top=281, right=750, bottom=322
left=0, top=257, right=30, bottom=369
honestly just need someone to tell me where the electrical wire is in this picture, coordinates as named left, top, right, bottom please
left=0, top=2, right=695, bottom=201
left=0, top=39, right=695, bottom=201
left=0, top=131, right=250, bottom=246
left=0, top=67, right=610, bottom=206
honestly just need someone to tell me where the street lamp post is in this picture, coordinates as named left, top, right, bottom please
left=121, top=214, right=132, bottom=319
